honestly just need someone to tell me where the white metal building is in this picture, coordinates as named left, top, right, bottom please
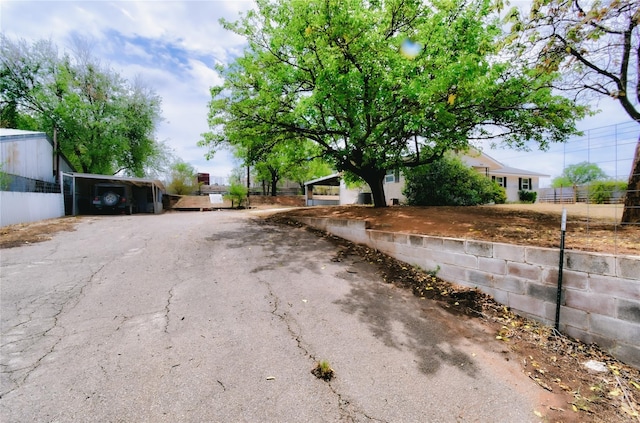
left=1, top=128, right=165, bottom=227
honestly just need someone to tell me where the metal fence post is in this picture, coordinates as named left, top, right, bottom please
left=555, top=208, right=567, bottom=331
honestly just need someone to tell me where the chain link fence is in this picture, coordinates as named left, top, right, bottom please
left=1, top=173, right=61, bottom=194
left=486, top=121, right=639, bottom=255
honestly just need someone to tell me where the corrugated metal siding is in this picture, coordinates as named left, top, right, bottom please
left=0, top=192, right=65, bottom=227
left=1, top=135, right=55, bottom=182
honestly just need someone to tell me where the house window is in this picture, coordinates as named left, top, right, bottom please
left=385, top=170, right=400, bottom=183
left=519, top=178, right=532, bottom=190
left=492, top=176, right=507, bottom=188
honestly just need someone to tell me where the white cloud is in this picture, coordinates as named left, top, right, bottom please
left=1, top=0, right=254, bottom=179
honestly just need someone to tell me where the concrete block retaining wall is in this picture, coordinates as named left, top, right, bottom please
left=294, top=216, right=640, bottom=368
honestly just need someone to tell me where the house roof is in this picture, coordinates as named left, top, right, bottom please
left=462, top=149, right=549, bottom=178
left=492, top=165, right=549, bottom=177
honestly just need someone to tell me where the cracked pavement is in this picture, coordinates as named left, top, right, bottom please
left=1, top=211, right=547, bottom=422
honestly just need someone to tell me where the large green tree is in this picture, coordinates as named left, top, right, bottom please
left=507, top=0, right=640, bottom=222
left=551, top=161, right=608, bottom=188
left=166, top=159, right=198, bottom=195
left=202, top=0, right=585, bottom=207
left=0, top=35, right=164, bottom=177
left=230, top=136, right=331, bottom=196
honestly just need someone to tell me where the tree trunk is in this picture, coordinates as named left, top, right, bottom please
left=270, top=176, right=278, bottom=196
left=364, top=173, right=387, bottom=208
left=621, top=138, right=640, bottom=224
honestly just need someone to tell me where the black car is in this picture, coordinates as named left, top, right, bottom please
left=92, top=183, right=134, bottom=214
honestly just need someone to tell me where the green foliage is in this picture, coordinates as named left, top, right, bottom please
left=225, top=182, right=248, bottom=208
left=312, top=360, right=334, bottom=381
left=588, top=180, right=627, bottom=205
left=518, top=190, right=537, bottom=203
left=492, top=184, right=508, bottom=204
left=403, top=156, right=505, bottom=206
left=551, top=162, right=608, bottom=188
left=202, top=0, right=585, bottom=207
left=550, top=176, right=572, bottom=188
left=231, top=138, right=331, bottom=196
left=289, top=157, right=333, bottom=192
left=0, top=162, right=12, bottom=190
left=426, top=265, right=441, bottom=278
left=166, top=160, right=197, bottom=195
left=0, top=35, right=164, bottom=176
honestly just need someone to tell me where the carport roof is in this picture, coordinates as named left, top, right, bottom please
left=304, top=173, right=341, bottom=187
left=67, top=172, right=165, bottom=191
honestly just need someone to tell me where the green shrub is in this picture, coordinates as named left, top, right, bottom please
left=588, top=180, right=627, bottom=204
left=518, top=190, right=537, bottom=203
left=403, top=156, right=505, bottom=206
left=491, top=184, right=507, bottom=204
left=0, top=163, right=11, bottom=191
left=225, top=182, right=248, bottom=208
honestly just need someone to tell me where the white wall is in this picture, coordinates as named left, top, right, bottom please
left=383, top=178, right=405, bottom=205
left=339, top=180, right=361, bottom=205
left=1, top=134, right=56, bottom=182
left=0, top=192, right=65, bottom=227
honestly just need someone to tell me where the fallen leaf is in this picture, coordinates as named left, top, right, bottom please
left=534, top=410, right=542, bottom=418
left=608, top=388, right=622, bottom=397
left=621, top=405, right=639, bottom=417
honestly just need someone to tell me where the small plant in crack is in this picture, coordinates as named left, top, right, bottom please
left=312, top=360, right=335, bottom=381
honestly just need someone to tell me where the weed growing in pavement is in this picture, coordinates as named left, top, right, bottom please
left=312, top=360, right=334, bottom=381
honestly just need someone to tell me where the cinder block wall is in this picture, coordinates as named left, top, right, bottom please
left=294, top=216, right=640, bottom=368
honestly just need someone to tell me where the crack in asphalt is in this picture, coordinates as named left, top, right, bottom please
left=0, top=261, right=108, bottom=398
left=164, top=287, right=175, bottom=334
left=259, top=278, right=388, bottom=423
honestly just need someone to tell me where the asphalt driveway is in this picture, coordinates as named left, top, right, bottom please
left=1, top=211, right=547, bottom=422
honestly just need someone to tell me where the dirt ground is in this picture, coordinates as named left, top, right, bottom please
left=281, top=203, right=640, bottom=256
left=2, top=201, right=639, bottom=421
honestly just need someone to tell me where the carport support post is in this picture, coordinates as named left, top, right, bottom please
left=554, top=208, right=567, bottom=331
left=72, top=175, right=77, bottom=216
left=152, top=184, right=157, bottom=213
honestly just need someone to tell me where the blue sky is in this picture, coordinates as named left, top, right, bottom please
left=1, top=0, right=637, bottom=185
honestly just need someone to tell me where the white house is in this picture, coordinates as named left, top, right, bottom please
left=383, top=149, right=549, bottom=205
left=304, top=149, right=548, bottom=207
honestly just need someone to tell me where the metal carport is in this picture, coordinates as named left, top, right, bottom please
left=62, top=173, right=165, bottom=216
left=304, top=173, right=341, bottom=206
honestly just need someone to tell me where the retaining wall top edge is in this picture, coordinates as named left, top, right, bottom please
left=290, top=216, right=637, bottom=261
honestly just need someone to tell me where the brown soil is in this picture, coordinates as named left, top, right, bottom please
left=0, top=216, right=80, bottom=249
left=281, top=204, right=640, bottom=256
